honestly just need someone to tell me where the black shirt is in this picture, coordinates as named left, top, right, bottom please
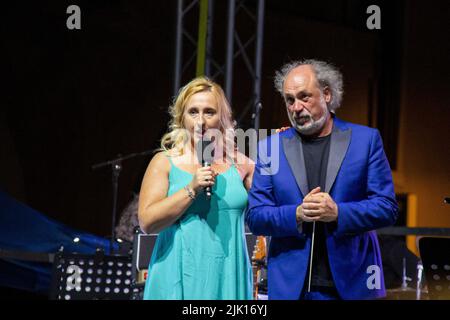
left=301, top=133, right=335, bottom=288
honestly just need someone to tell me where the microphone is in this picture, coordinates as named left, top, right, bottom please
left=198, top=137, right=215, bottom=200
left=203, top=163, right=212, bottom=200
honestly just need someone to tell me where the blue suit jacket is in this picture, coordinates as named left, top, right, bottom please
left=246, top=117, right=398, bottom=299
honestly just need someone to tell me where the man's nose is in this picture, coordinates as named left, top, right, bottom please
left=289, top=99, right=304, bottom=112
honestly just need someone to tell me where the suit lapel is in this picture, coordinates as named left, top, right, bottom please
left=282, top=132, right=309, bottom=198
left=281, top=118, right=352, bottom=197
left=325, top=123, right=351, bottom=193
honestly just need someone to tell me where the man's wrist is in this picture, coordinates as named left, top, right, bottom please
left=296, top=206, right=303, bottom=232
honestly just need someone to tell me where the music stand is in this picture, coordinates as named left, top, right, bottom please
left=49, top=250, right=137, bottom=300
left=418, top=237, right=450, bottom=300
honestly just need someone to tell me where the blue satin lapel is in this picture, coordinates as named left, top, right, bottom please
left=281, top=121, right=351, bottom=197
left=282, top=134, right=309, bottom=198
left=325, top=125, right=351, bottom=193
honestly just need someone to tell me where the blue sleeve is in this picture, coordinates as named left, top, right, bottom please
left=336, top=130, right=398, bottom=235
left=246, top=140, right=302, bottom=237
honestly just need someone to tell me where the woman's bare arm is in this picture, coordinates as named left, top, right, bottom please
left=138, top=152, right=216, bottom=234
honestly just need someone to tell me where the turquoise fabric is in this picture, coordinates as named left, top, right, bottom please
left=143, top=157, right=253, bottom=300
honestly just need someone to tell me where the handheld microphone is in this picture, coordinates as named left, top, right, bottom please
left=198, top=137, right=215, bottom=200
left=203, top=161, right=212, bottom=199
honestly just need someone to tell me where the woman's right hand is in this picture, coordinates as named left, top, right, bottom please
left=189, top=166, right=217, bottom=193
left=275, top=126, right=290, bottom=133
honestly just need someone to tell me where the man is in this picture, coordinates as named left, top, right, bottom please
left=246, top=59, right=398, bottom=300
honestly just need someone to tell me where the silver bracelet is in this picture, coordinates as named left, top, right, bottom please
left=184, top=185, right=196, bottom=200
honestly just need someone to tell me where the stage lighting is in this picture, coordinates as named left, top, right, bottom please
left=50, top=250, right=139, bottom=300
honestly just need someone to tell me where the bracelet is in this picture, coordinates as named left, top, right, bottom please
left=184, top=185, right=196, bottom=200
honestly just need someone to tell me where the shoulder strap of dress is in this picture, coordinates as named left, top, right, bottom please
left=163, top=152, right=174, bottom=168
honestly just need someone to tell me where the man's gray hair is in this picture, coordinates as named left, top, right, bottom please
left=274, top=59, right=344, bottom=112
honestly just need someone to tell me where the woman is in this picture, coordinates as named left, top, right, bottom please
left=138, top=77, right=254, bottom=299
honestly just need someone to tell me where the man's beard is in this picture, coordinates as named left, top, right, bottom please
left=287, top=101, right=329, bottom=136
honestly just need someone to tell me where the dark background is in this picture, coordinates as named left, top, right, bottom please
left=2, top=0, right=449, bottom=239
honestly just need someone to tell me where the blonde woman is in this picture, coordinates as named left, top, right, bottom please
left=138, top=77, right=254, bottom=299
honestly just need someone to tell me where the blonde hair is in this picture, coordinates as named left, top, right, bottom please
left=159, top=77, right=236, bottom=161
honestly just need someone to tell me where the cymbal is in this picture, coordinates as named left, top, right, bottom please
left=384, top=286, right=430, bottom=300
left=387, top=286, right=416, bottom=293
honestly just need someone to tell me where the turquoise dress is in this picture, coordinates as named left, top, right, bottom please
left=143, top=157, right=253, bottom=300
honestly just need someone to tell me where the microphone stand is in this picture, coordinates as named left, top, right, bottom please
left=92, top=150, right=152, bottom=254
left=400, top=257, right=412, bottom=290
left=251, top=102, right=263, bottom=139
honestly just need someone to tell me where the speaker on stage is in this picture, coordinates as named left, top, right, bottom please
left=131, top=228, right=157, bottom=286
